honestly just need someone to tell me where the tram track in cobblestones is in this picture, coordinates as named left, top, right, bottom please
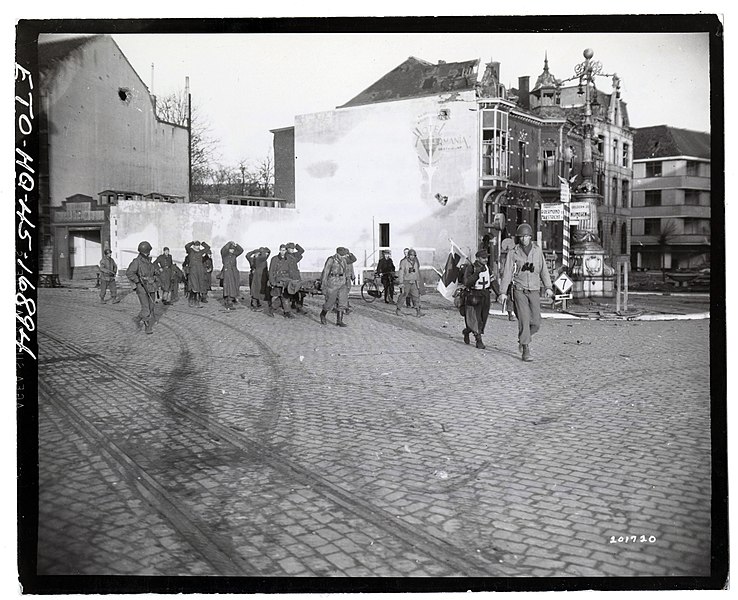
left=38, top=302, right=509, bottom=577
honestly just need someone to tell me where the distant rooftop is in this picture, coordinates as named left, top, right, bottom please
left=633, top=125, right=711, bottom=160
left=339, top=56, right=479, bottom=108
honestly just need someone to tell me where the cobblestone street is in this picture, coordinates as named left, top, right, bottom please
left=34, top=285, right=714, bottom=584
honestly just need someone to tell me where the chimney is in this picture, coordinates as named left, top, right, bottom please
left=518, top=76, right=530, bottom=109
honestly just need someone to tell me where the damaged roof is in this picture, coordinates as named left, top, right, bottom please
left=38, top=34, right=103, bottom=74
left=633, top=125, right=711, bottom=160
left=339, top=56, right=479, bottom=108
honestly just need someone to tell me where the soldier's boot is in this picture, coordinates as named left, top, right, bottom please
left=320, top=310, right=328, bottom=325
left=133, top=315, right=143, bottom=330
left=463, top=328, right=470, bottom=345
left=112, top=295, right=120, bottom=304
left=522, top=345, right=532, bottom=362
left=144, top=320, right=154, bottom=335
left=395, top=306, right=403, bottom=316
left=415, top=306, right=423, bottom=317
left=508, top=313, right=516, bottom=321
left=475, top=334, right=486, bottom=350
left=336, top=311, right=348, bottom=327
left=406, top=297, right=412, bottom=307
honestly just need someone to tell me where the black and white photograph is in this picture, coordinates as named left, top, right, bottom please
left=12, top=9, right=727, bottom=595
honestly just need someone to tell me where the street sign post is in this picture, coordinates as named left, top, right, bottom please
left=554, top=272, right=573, bottom=294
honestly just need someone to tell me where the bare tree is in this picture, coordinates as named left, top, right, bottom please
left=256, top=152, right=275, bottom=197
left=155, top=90, right=220, bottom=191
left=657, top=219, right=679, bottom=282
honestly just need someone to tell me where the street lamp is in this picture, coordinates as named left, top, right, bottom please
left=557, top=48, right=619, bottom=296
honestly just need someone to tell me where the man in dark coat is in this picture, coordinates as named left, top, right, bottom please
left=268, top=244, right=300, bottom=318
left=220, top=241, right=244, bottom=310
left=375, top=249, right=396, bottom=303
left=98, top=248, right=120, bottom=304
left=202, top=251, right=214, bottom=303
left=184, top=240, right=211, bottom=307
left=461, top=249, right=493, bottom=349
left=126, top=241, right=157, bottom=334
left=246, top=246, right=271, bottom=311
left=286, top=242, right=306, bottom=312
left=154, top=247, right=174, bottom=305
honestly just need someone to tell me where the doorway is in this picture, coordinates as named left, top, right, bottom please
left=68, top=228, right=102, bottom=279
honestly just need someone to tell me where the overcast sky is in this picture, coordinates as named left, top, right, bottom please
left=110, top=31, right=712, bottom=168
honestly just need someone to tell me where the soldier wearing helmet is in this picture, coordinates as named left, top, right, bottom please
left=498, top=223, right=554, bottom=362
left=126, top=241, right=157, bottom=334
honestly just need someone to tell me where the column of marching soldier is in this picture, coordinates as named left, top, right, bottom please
left=100, top=224, right=555, bottom=362
left=103, top=239, right=389, bottom=335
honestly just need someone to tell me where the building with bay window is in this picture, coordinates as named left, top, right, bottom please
left=272, top=53, right=633, bottom=275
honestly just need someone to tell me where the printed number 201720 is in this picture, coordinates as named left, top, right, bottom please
left=609, top=535, right=657, bottom=544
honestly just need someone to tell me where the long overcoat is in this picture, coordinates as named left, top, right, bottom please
left=154, top=253, right=173, bottom=292
left=220, top=242, right=244, bottom=299
left=247, top=250, right=271, bottom=301
left=185, top=242, right=211, bottom=293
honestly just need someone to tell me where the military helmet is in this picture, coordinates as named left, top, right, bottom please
left=137, top=241, right=152, bottom=254
left=516, top=223, right=533, bottom=237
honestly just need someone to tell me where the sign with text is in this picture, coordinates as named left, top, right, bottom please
left=541, top=202, right=590, bottom=221
left=569, top=202, right=591, bottom=220
left=541, top=203, right=564, bottom=221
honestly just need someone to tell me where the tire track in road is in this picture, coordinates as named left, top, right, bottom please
left=39, top=324, right=511, bottom=577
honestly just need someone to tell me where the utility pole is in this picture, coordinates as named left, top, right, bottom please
left=186, top=76, right=192, bottom=202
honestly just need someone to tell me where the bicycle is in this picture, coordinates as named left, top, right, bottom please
left=361, top=273, right=397, bottom=303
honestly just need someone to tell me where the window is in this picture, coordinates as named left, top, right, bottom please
left=646, top=162, right=662, bottom=177
left=518, top=141, right=527, bottom=184
left=621, top=223, right=628, bottom=254
left=542, top=149, right=556, bottom=187
left=686, top=161, right=700, bottom=177
left=684, top=218, right=709, bottom=235
left=597, top=135, right=605, bottom=155
left=379, top=223, right=390, bottom=248
left=644, top=219, right=661, bottom=236
left=611, top=177, right=618, bottom=207
left=622, top=143, right=629, bottom=168
left=621, top=180, right=629, bottom=208
left=612, top=139, right=618, bottom=163
left=685, top=190, right=700, bottom=205
left=480, top=109, right=509, bottom=179
left=645, top=190, right=662, bottom=207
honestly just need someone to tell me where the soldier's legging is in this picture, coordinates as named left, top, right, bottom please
left=135, top=285, right=156, bottom=325
left=396, top=281, right=420, bottom=309
left=513, top=287, right=542, bottom=346
left=323, top=284, right=348, bottom=312
left=100, top=278, right=117, bottom=301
